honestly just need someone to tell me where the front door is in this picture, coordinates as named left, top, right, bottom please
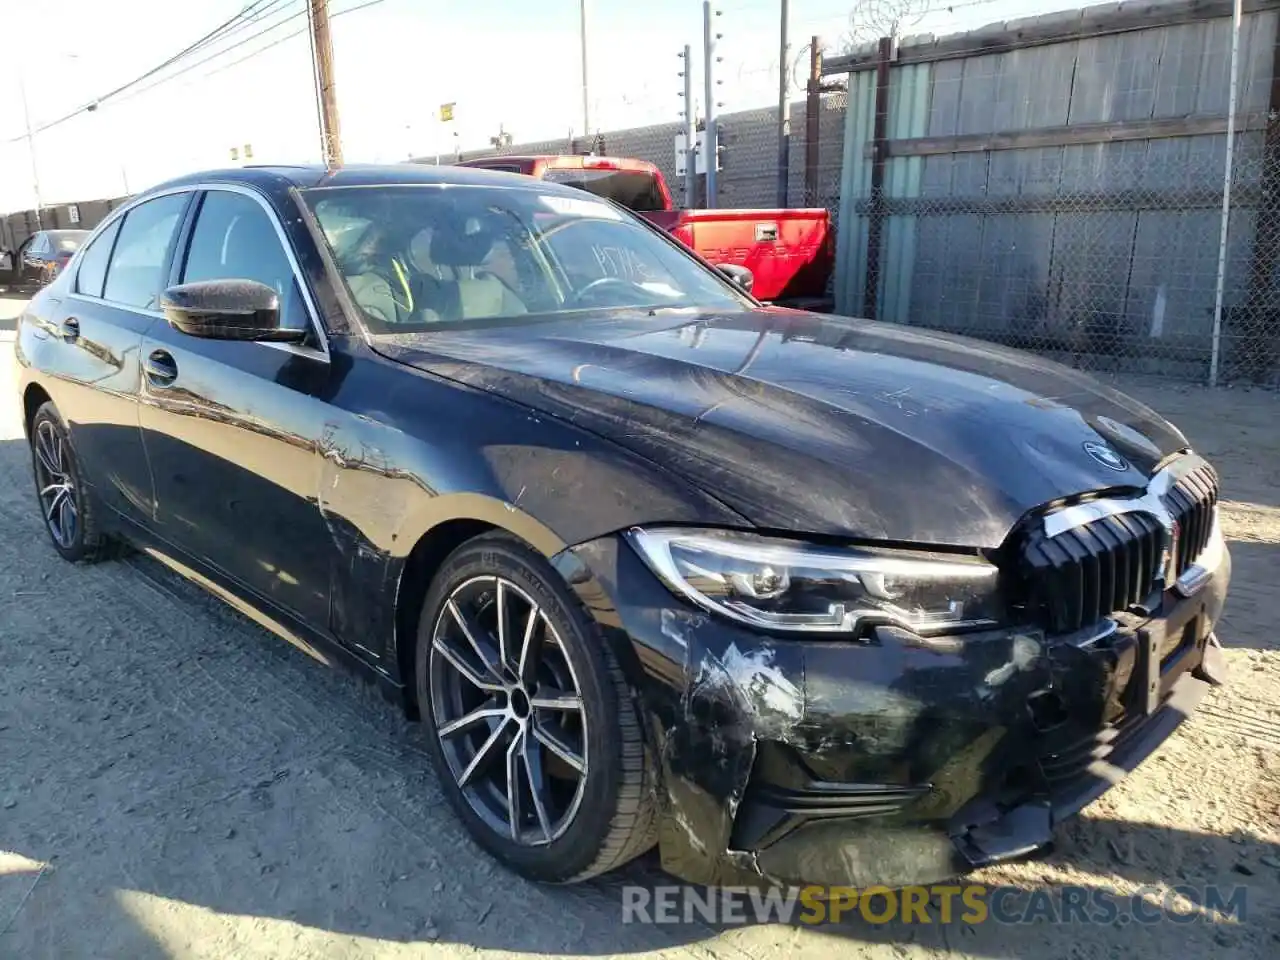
left=138, top=187, right=338, bottom=629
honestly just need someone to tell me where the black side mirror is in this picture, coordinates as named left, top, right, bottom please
left=161, top=279, right=304, bottom=343
left=715, top=263, right=754, bottom=293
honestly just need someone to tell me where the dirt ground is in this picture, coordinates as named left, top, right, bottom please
left=0, top=295, right=1276, bottom=959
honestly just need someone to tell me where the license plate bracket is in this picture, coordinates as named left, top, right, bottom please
left=1137, top=624, right=1163, bottom=715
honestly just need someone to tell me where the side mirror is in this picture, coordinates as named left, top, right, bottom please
left=161, top=279, right=304, bottom=343
left=715, top=263, right=754, bottom=293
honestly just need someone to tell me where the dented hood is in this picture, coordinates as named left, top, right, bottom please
left=374, top=309, right=1188, bottom=548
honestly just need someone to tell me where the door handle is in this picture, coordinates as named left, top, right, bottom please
left=145, top=349, right=178, bottom=387
left=60, top=317, right=80, bottom=340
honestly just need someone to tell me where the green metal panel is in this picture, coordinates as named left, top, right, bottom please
left=834, top=70, right=876, bottom=315
left=881, top=61, right=932, bottom=324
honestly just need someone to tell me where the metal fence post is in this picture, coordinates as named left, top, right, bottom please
left=703, top=1, right=719, bottom=208
left=682, top=45, right=696, bottom=208
left=1210, top=0, right=1244, bottom=387
left=776, top=0, right=790, bottom=207
left=863, top=36, right=893, bottom=321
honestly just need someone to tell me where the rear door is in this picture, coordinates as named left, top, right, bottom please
left=137, top=185, right=337, bottom=629
left=47, top=192, right=193, bottom=522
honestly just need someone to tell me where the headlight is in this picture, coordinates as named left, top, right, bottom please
left=628, top=527, right=1001, bottom=636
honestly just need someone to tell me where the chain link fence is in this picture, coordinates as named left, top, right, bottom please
left=849, top=141, right=1279, bottom=384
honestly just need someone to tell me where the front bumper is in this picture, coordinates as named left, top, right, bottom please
left=552, top=532, right=1230, bottom=889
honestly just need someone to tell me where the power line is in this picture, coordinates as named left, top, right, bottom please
left=116, top=0, right=389, bottom=103
left=110, top=1, right=311, bottom=106
left=5, top=0, right=298, bottom=142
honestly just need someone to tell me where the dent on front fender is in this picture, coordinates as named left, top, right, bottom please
left=551, top=533, right=1076, bottom=888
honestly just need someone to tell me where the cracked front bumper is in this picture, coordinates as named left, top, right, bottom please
left=553, top=532, right=1230, bottom=889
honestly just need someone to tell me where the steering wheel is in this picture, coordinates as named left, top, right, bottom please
left=570, top=275, right=651, bottom=307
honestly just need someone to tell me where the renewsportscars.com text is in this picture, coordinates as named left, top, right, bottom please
left=621, top=884, right=1249, bottom=926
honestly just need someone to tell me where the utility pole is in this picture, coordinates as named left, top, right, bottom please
left=679, top=46, right=696, bottom=208
left=16, top=64, right=43, bottom=228
left=702, top=1, right=719, bottom=208
left=579, top=0, right=592, bottom=139
left=308, top=0, right=343, bottom=168
left=776, top=0, right=790, bottom=207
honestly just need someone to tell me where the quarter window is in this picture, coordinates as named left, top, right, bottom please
left=74, top=220, right=122, bottom=298
left=181, top=190, right=306, bottom=332
left=102, top=193, right=189, bottom=310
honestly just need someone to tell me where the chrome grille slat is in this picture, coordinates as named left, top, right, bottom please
left=1022, top=458, right=1218, bottom=634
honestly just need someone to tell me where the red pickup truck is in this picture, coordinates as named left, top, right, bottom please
left=456, top=154, right=833, bottom=307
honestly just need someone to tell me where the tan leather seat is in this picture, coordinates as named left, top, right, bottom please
left=440, top=272, right=527, bottom=320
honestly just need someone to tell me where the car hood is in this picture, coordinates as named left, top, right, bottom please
left=373, top=308, right=1188, bottom=548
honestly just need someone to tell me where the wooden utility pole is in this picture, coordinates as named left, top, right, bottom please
left=803, top=36, right=821, bottom=205
left=308, top=0, right=343, bottom=168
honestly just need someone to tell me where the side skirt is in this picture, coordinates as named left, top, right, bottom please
left=110, top=510, right=409, bottom=712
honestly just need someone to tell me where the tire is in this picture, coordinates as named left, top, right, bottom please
left=30, top=402, right=116, bottom=563
left=415, top=531, right=656, bottom=883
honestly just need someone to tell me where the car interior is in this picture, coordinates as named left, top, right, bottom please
left=331, top=205, right=531, bottom=327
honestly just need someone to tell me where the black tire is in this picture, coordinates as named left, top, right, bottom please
left=415, top=531, right=656, bottom=883
left=30, top=402, right=116, bottom=563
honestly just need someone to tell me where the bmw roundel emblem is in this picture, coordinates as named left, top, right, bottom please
left=1083, top=440, right=1130, bottom=472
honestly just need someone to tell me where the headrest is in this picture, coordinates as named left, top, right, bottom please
left=429, top=209, right=496, bottom=268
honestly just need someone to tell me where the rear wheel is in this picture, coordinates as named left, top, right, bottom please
left=415, top=532, right=656, bottom=882
left=30, top=402, right=115, bottom=563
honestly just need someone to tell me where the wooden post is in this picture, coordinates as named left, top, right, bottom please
left=309, top=0, right=343, bottom=169
left=804, top=36, right=821, bottom=205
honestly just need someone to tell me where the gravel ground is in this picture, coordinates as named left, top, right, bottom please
left=0, top=295, right=1276, bottom=959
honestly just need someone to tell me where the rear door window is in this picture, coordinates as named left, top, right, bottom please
left=74, top=220, right=123, bottom=297
left=541, top=169, right=666, bottom=212
left=103, top=193, right=189, bottom=310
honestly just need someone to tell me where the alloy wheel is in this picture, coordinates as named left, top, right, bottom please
left=33, top=419, right=78, bottom=550
left=429, top=575, right=589, bottom=846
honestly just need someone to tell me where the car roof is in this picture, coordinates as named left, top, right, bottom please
left=45, top=229, right=89, bottom=237
left=145, top=162, right=596, bottom=196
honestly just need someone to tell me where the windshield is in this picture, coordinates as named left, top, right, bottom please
left=302, top=184, right=744, bottom=332
left=541, top=169, right=667, bottom=212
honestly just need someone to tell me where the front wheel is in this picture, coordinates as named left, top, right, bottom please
left=415, top=532, right=656, bottom=882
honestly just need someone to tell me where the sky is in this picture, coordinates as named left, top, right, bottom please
left=0, top=0, right=1068, bottom=212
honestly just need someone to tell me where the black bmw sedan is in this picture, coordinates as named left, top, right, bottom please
left=13, top=164, right=1229, bottom=889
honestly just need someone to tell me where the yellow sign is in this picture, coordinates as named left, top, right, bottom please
left=440, top=103, right=455, bottom=122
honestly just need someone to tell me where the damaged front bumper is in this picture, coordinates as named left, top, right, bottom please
left=552, top=532, right=1231, bottom=889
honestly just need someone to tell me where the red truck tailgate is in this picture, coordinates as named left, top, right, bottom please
left=644, top=208, right=833, bottom=303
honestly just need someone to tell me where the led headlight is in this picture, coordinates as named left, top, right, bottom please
left=628, top=527, right=1001, bottom=636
